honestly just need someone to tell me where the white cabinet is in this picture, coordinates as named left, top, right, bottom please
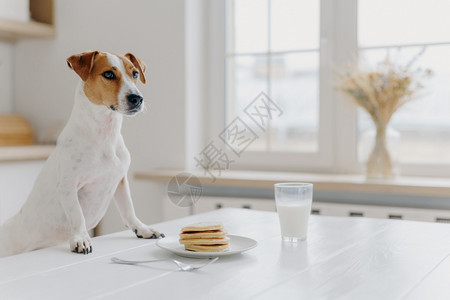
left=193, top=197, right=276, bottom=214
left=191, top=197, right=450, bottom=225
left=0, top=160, right=44, bottom=224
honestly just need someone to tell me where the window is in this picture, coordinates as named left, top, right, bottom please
left=225, top=0, right=320, bottom=153
left=208, top=0, right=450, bottom=176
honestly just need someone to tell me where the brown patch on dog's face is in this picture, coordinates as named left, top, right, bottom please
left=67, top=51, right=146, bottom=115
left=82, top=53, right=122, bottom=109
left=116, top=55, right=141, bottom=85
left=124, top=53, right=146, bottom=84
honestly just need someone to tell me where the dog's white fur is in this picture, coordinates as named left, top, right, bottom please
left=0, top=51, right=161, bottom=257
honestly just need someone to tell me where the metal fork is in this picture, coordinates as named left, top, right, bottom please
left=110, top=257, right=219, bottom=271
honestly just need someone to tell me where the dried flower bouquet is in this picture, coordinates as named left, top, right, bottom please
left=336, top=52, right=431, bottom=178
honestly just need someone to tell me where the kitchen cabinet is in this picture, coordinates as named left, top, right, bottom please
left=0, top=145, right=53, bottom=224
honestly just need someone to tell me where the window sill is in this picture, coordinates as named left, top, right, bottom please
left=0, top=145, right=55, bottom=162
left=135, top=168, right=450, bottom=198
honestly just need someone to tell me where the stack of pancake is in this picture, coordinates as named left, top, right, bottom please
left=179, top=222, right=230, bottom=252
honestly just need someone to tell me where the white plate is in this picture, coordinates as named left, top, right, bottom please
left=156, top=235, right=258, bottom=258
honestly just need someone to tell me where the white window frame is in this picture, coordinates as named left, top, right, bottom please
left=205, top=0, right=450, bottom=177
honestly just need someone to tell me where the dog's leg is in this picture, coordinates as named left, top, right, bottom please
left=59, top=188, right=93, bottom=254
left=113, top=177, right=164, bottom=239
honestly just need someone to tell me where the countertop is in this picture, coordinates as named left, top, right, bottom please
left=0, top=145, right=55, bottom=162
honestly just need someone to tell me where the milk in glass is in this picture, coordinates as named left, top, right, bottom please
left=276, top=202, right=311, bottom=239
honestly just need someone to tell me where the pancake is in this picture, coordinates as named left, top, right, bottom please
left=179, top=237, right=230, bottom=246
left=179, top=222, right=230, bottom=252
left=184, top=244, right=229, bottom=252
left=180, top=222, right=224, bottom=232
left=179, top=230, right=227, bottom=239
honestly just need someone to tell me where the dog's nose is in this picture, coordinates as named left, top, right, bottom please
left=127, top=94, right=143, bottom=107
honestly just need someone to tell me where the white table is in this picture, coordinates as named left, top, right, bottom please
left=1, top=208, right=450, bottom=299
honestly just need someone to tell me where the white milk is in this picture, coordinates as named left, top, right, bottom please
left=276, top=202, right=311, bottom=239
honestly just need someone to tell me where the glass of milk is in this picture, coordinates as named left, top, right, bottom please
left=275, top=183, right=313, bottom=242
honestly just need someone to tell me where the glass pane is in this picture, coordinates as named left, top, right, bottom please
left=226, top=55, right=269, bottom=151
left=358, top=45, right=450, bottom=164
left=229, top=0, right=269, bottom=54
left=271, top=0, right=319, bottom=52
left=270, top=52, right=319, bottom=152
left=359, top=0, right=450, bottom=47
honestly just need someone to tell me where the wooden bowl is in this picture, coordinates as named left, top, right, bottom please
left=0, top=114, right=34, bottom=146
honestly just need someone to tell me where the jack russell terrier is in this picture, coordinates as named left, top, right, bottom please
left=0, top=51, right=163, bottom=257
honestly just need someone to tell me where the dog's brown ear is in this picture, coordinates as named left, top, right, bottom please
left=125, top=52, right=146, bottom=84
left=66, top=51, right=99, bottom=82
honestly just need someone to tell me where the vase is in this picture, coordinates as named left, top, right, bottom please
left=361, top=125, right=400, bottom=179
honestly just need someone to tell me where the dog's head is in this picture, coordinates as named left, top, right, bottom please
left=67, top=51, right=146, bottom=116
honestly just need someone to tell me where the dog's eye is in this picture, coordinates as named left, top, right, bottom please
left=132, top=71, right=139, bottom=80
left=102, top=71, right=115, bottom=80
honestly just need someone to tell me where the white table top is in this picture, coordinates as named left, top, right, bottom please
left=1, top=208, right=450, bottom=300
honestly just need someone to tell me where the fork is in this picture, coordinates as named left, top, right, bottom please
left=110, top=257, right=219, bottom=271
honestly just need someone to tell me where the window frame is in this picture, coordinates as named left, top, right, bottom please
left=208, top=0, right=341, bottom=173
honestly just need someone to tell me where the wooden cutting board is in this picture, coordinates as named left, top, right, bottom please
left=0, top=114, right=33, bottom=146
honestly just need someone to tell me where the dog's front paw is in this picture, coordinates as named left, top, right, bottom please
left=70, top=233, right=92, bottom=254
left=133, top=226, right=165, bottom=239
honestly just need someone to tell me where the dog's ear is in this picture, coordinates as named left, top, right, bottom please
left=125, top=53, right=146, bottom=84
left=66, top=51, right=99, bottom=82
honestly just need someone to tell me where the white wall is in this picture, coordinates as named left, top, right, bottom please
left=0, top=41, right=13, bottom=113
left=13, top=0, right=190, bottom=232
left=185, top=0, right=207, bottom=169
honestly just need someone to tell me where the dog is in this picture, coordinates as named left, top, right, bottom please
left=0, top=51, right=163, bottom=257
